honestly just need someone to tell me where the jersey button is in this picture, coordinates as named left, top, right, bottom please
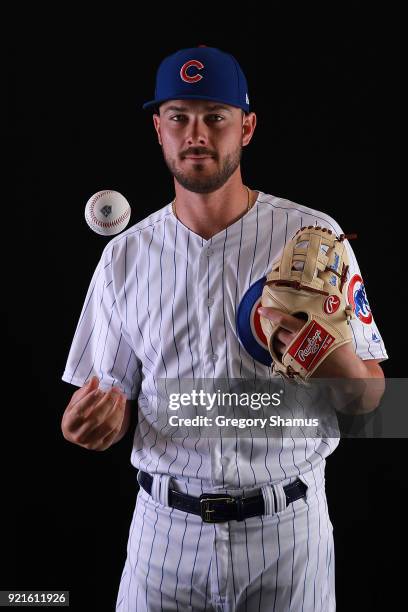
left=207, top=298, right=214, bottom=307
left=206, top=248, right=214, bottom=257
left=210, top=353, right=218, bottom=361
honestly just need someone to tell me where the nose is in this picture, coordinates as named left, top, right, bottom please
left=185, top=117, right=209, bottom=146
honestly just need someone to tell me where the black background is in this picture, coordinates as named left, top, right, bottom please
left=5, top=4, right=404, bottom=611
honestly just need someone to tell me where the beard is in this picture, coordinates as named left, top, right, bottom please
left=162, top=144, right=243, bottom=194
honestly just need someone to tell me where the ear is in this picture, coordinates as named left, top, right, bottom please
left=153, top=113, right=162, bottom=146
left=242, top=112, right=257, bottom=147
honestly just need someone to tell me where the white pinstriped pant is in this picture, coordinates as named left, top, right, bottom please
left=116, top=472, right=335, bottom=612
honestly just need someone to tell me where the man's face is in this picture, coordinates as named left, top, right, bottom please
left=153, top=100, right=255, bottom=194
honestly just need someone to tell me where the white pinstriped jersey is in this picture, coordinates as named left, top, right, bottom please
left=62, top=191, right=388, bottom=491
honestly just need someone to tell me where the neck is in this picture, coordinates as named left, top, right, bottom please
left=172, top=180, right=258, bottom=240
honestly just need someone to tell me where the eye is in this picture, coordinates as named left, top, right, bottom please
left=169, top=114, right=225, bottom=122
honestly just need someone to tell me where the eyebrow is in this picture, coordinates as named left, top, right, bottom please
left=163, top=104, right=232, bottom=114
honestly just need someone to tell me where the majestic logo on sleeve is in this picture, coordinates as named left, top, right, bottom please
left=347, top=274, right=373, bottom=324
left=180, top=60, right=204, bottom=83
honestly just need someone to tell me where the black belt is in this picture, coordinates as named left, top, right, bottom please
left=138, top=471, right=307, bottom=523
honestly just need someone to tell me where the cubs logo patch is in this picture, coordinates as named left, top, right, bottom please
left=347, top=274, right=373, bottom=324
left=236, top=277, right=272, bottom=366
left=180, top=60, right=204, bottom=83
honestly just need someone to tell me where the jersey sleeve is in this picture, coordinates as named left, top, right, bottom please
left=61, top=242, right=142, bottom=399
left=328, top=223, right=388, bottom=362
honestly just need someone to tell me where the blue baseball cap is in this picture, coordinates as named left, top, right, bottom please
left=142, top=46, right=250, bottom=113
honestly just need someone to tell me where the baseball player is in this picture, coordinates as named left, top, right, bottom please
left=61, top=46, right=388, bottom=611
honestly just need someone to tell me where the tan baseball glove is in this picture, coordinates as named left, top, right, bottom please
left=260, top=226, right=356, bottom=380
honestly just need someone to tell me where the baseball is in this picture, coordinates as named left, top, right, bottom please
left=84, top=190, right=131, bottom=236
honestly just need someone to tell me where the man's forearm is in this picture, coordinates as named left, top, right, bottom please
left=313, top=345, right=385, bottom=414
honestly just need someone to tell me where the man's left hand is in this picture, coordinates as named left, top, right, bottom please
left=257, top=306, right=384, bottom=381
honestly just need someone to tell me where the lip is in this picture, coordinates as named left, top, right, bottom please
left=184, top=155, right=214, bottom=159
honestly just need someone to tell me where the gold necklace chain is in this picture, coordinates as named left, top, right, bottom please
left=172, top=186, right=253, bottom=220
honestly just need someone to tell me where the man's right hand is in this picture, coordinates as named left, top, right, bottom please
left=61, top=376, right=128, bottom=451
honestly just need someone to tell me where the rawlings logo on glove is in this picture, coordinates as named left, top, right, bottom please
left=260, top=226, right=356, bottom=380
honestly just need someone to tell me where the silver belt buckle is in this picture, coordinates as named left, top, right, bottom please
left=199, top=495, right=235, bottom=523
